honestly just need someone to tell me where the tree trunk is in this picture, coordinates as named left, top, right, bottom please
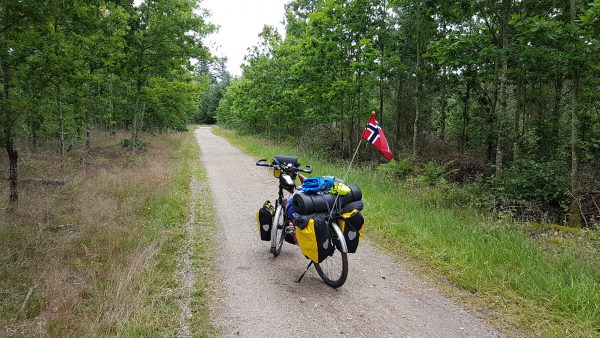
left=496, top=0, right=511, bottom=177
left=570, top=77, right=579, bottom=192
left=56, top=84, right=65, bottom=169
left=513, top=76, right=523, bottom=160
left=379, top=65, right=384, bottom=124
left=569, top=0, right=580, bottom=226
left=461, top=77, right=471, bottom=153
left=439, top=23, right=448, bottom=142
left=378, top=2, right=386, bottom=124
left=340, top=102, right=344, bottom=158
left=108, top=81, right=115, bottom=137
left=31, top=119, right=39, bottom=153
left=551, top=77, right=563, bottom=151
left=139, top=101, right=146, bottom=133
left=6, top=131, right=17, bottom=203
left=1, top=45, right=17, bottom=202
left=412, top=11, right=421, bottom=159
left=132, top=80, right=142, bottom=147
left=440, top=65, right=448, bottom=142
left=85, top=80, right=93, bottom=151
left=395, top=82, right=403, bottom=142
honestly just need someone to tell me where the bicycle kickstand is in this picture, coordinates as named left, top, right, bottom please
left=296, top=261, right=313, bottom=283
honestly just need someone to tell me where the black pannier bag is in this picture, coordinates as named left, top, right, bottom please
left=338, top=209, right=364, bottom=253
left=257, top=201, right=275, bottom=241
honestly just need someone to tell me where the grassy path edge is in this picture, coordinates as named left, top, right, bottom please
left=117, top=126, right=220, bottom=336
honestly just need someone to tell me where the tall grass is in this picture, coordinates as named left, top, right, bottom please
left=213, top=126, right=600, bottom=338
left=0, top=128, right=217, bottom=336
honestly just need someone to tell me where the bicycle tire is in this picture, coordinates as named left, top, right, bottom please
left=314, top=222, right=348, bottom=288
left=270, top=204, right=285, bottom=256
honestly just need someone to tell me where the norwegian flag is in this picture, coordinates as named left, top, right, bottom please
left=361, top=112, right=393, bottom=160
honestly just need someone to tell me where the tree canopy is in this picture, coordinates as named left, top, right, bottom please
left=217, top=0, right=600, bottom=225
left=0, top=0, right=216, bottom=202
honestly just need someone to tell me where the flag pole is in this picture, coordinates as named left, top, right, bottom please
left=330, top=134, right=363, bottom=219
left=342, top=139, right=363, bottom=182
left=343, top=110, right=375, bottom=182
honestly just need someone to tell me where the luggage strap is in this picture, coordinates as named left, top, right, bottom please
left=322, top=192, right=341, bottom=220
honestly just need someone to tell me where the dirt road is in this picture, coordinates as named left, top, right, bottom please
left=195, top=127, right=500, bottom=337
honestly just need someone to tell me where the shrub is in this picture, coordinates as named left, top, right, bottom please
left=421, top=160, right=450, bottom=185
left=377, top=158, right=414, bottom=179
left=492, top=159, right=569, bottom=220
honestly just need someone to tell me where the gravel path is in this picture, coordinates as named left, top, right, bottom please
left=195, top=127, right=501, bottom=337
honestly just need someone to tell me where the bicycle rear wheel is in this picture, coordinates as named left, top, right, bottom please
left=315, top=222, right=348, bottom=288
left=270, top=203, right=285, bottom=256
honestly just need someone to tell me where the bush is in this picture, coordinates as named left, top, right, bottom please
left=492, top=159, right=569, bottom=220
left=420, top=160, right=450, bottom=185
left=377, top=158, right=414, bottom=179
left=439, top=181, right=485, bottom=208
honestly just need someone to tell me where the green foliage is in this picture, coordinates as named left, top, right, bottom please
left=0, top=0, right=216, bottom=201
left=492, top=159, right=570, bottom=215
left=197, top=58, right=231, bottom=124
left=216, top=0, right=600, bottom=224
left=145, top=76, right=208, bottom=131
left=378, top=159, right=454, bottom=186
left=120, top=138, right=148, bottom=150
left=419, top=161, right=450, bottom=186
left=0, top=0, right=214, bottom=149
left=377, top=158, right=414, bottom=179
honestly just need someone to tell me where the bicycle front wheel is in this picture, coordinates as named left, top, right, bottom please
left=315, top=250, right=348, bottom=288
left=315, top=222, right=348, bottom=288
left=270, top=204, right=285, bottom=256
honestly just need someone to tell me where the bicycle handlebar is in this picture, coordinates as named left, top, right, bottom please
left=255, top=158, right=312, bottom=174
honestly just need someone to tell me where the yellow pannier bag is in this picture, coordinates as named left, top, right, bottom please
left=295, top=215, right=333, bottom=263
left=338, top=209, right=364, bottom=253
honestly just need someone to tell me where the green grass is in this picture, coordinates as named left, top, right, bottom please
left=212, top=126, right=600, bottom=338
left=79, top=128, right=218, bottom=336
left=117, top=127, right=218, bottom=336
left=0, top=129, right=218, bottom=337
left=111, top=129, right=213, bottom=336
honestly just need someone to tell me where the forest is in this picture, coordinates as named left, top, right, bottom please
left=215, top=0, right=600, bottom=227
left=0, top=0, right=224, bottom=202
left=1, top=1, right=599, bottom=335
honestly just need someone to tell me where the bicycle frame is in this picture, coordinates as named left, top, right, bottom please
left=270, top=171, right=295, bottom=251
left=330, top=222, right=348, bottom=253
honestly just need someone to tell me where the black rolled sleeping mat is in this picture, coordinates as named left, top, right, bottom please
left=293, top=192, right=336, bottom=214
left=342, top=199, right=364, bottom=213
left=340, top=183, right=362, bottom=204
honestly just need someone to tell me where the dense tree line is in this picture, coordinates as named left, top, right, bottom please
left=217, top=0, right=600, bottom=225
left=0, top=0, right=215, bottom=202
left=196, top=57, right=231, bottom=124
